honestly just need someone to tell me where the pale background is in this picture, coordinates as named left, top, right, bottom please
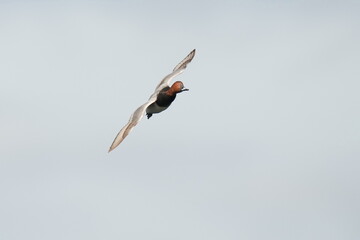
left=1, top=1, right=359, bottom=239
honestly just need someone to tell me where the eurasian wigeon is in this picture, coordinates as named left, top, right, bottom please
left=108, top=49, right=195, bottom=152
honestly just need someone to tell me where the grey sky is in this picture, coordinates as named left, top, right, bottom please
left=1, top=1, right=360, bottom=239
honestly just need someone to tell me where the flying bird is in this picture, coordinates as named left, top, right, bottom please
left=108, top=49, right=196, bottom=152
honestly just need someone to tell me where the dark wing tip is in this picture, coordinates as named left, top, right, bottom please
left=172, top=49, right=196, bottom=72
left=187, top=49, right=196, bottom=60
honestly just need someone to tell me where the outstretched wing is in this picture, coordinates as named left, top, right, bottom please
left=173, top=49, right=196, bottom=72
left=108, top=96, right=157, bottom=152
left=154, top=49, right=196, bottom=92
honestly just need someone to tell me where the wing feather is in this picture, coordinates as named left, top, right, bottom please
left=108, top=98, right=156, bottom=152
left=154, top=49, right=196, bottom=91
left=173, top=49, right=196, bottom=72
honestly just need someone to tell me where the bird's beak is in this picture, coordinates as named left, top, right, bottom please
left=182, top=88, right=189, bottom=92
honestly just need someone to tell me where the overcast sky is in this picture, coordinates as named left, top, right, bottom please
left=1, top=1, right=360, bottom=239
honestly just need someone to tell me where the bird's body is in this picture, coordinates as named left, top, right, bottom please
left=146, top=82, right=188, bottom=119
left=108, top=49, right=195, bottom=152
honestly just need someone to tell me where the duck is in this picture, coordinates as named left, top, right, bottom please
left=108, top=49, right=195, bottom=152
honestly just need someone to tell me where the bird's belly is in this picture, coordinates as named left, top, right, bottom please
left=146, top=102, right=169, bottom=114
left=146, top=92, right=176, bottom=114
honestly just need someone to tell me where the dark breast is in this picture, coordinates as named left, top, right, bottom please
left=156, top=87, right=176, bottom=107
